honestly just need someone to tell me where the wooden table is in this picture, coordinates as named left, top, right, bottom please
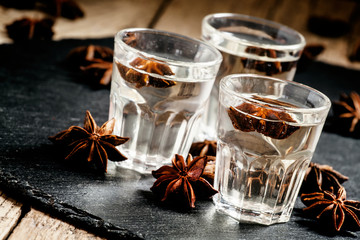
left=0, top=0, right=359, bottom=238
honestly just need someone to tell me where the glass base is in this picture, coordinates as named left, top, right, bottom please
left=115, top=159, right=163, bottom=175
left=213, top=194, right=292, bottom=225
left=115, top=150, right=172, bottom=174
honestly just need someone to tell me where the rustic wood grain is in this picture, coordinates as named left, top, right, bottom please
left=347, top=3, right=360, bottom=61
left=0, top=192, right=22, bottom=240
left=271, top=0, right=311, bottom=33
left=154, top=0, right=360, bottom=70
left=309, top=0, right=355, bottom=21
left=303, top=0, right=360, bottom=69
left=153, top=0, right=278, bottom=39
left=0, top=0, right=359, bottom=69
left=0, top=0, right=163, bottom=44
left=52, top=0, right=163, bottom=41
left=8, top=208, right=105, bottom=240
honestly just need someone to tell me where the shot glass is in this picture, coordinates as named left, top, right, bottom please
left=109, top=28, right=222, bottom=174
left=201, top=13, right=306, bottom=139
left=214, top=74, right=330, bottom=225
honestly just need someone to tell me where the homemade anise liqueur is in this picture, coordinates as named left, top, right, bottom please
left=109, top=28, right=221, bottom=173
left=109, top=60, right=215, bottom=172
left=214, top=74, right=330, bottom=225
left=201, top=13, right=306, bottom=139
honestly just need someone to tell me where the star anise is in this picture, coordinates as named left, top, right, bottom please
left=49, top=111, right=129, bottom=172
left=65, top=45, right=114, bottom=86
left=151, top=154, right=217, bottom=208
left=123, top=32, right=137, bottom=47
left=185, top=154, right=216, bottom=185
left=0, top=0, right=37, bottom=9
left=188, top=140, right=217, bottom=184
left=38, top=0, right=84, bottom=20
left=243, top=169, right=290, bottom=202
left=227, top=96, right=300, bottom=139
left=246, top=169, right=267, bottom=198
left=1, top=0, right=83, bottom=19
left=66, top=45, right=113, bottom=69
left=307, top=16, right=350, bottom=38
left=201, top=156, right=216, bottom=185
left=297, top=44, right=325, bottom=72
left=301, top=186, right=360, bottom=232
left=300, top=162, right=349, bottom=195
left=189, top=140, right=217, bottom=157
left=333, top=92, right=360, bottom=133
left=80, top=59, right=113, bottom=86
left=116, top=58, right=176, bottom=88
left=349, top=40, right=360, bottom=62
left=6, top=17, right=54, bottom=43
left=241, top=46, right=300, bottom=76
left=243, top=47, right=282, bottom=76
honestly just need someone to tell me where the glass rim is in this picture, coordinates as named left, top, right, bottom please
left=220, top=74, right=331, bottom=115
left=203, top=13, right=306, bottom=51
left=115, top=28, right=223, bottom=67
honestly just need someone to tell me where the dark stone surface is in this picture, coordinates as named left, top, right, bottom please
left=0, top=169, right=143, bottom=240
left=0, top=38, right=360, bottom=239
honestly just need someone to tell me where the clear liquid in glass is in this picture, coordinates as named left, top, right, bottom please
left=214, top=95, right=322, bottom=225
left=202, top=28, right=302, bottom=139
left=109, top=60, right=213, bottom=173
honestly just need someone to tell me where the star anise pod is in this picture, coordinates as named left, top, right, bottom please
left=65, top=45, right=114, bottom=86
left=301, top=186, right=360, bottom=232
left=66, top=45, right=113, bottom=69
left=38, top=0, right=84, bottom=20
left=80, top=59, right=113, bottom=86
left=185, top=154, right=216, bottom=185
left=333, top=92, right=360, bottom=134
left=189, top=140, right=217, bottom=157
left=201, top=156, right=216, bottom=185
left=349, top=40, right=360, bottom=62
left=151, top=154, right=217, bottom=208
left=123, top=32, right=137, bottom=47
left=300, top=162, right=349, bottom=195
left=246, top=169, right=267, bottom=198
left=49, top=111, right=129, bottom=172
left=0, top=0, right=37, bottom=9
left=227, top=96, right=300, bottom=139
left=307, top=16, right=350, bottom=38
left=297, top=44, right=325, bottom=72
left=6, top=17, right=54, bottom=43
left=188, top=140, right=217, bottom=184
left=243, top=47, right=283, bottom=76
left=116, top=58, right=176, bottom=88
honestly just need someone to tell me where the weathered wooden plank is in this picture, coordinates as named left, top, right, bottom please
left=309, top=0, right=355, bottom=21
left=271, top=0, right=312, bottom=32
left=156, top=0, right=360, bottom=69
left=53, top=0, right=163, bottom=40
left=303, top=0, right=360, bottom=69
left=1, top=0, right=359, bottom=69
left=347, top=4, right=360, bottom=63
left=0, top=192, right=22, bottom=240
left=0, top=0, right=163, bottom=44
left=9, top=208, right=105, bottom=240
left=153, top=0, right=278, bottom=39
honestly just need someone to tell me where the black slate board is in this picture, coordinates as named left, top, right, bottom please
left=1, top=38, right=360, bottom=240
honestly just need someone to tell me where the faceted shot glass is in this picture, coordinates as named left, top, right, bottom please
left=214, top=74, right=330, bottom=225
left=201, top=13, right=306, bottom=139
left=109, top=28, right=222, bottom=174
